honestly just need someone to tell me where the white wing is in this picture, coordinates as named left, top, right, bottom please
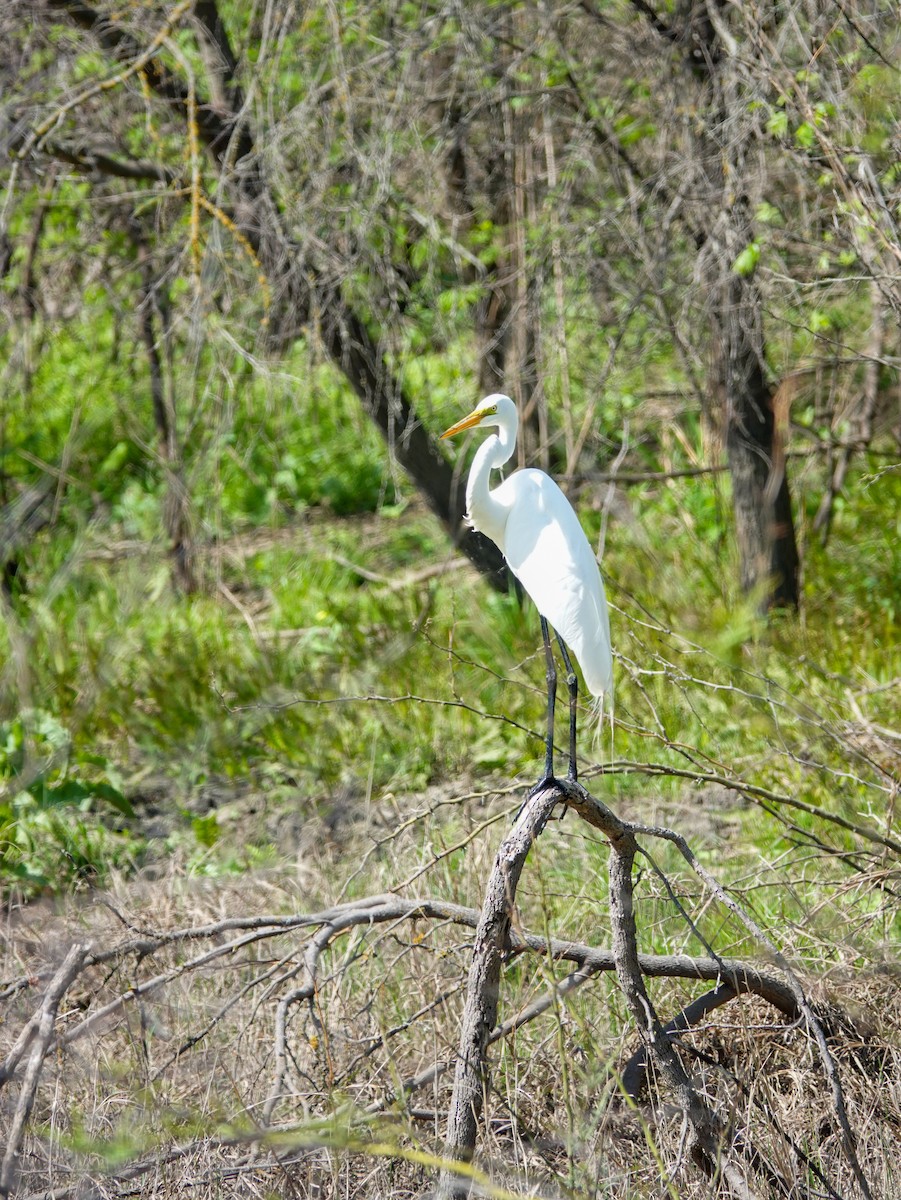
left=496, top=470, right=612, bottom=699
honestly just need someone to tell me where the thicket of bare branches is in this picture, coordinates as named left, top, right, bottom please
left=2, top=0, right=899, bottom=602
left=2, top=624, right=899, bottom=1198
left=2, top=816, right=899, bottom=1198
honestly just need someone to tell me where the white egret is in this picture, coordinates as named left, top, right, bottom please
left=441, top=394, right=612, bottom=784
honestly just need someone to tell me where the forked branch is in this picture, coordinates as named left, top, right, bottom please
left=436, top=776, right=873, bottom=1199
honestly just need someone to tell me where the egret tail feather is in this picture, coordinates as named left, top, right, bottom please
left=589, top=690, right=613, bottom=752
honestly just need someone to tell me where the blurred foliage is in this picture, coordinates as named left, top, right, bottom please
left=0, top=709, right=136, bottom=891
left=0, top=0, right=899, bottom=899
left=1, top=360, right=898, bottom=901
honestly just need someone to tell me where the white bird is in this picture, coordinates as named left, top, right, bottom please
left=442, top=394, right=612, bottom=784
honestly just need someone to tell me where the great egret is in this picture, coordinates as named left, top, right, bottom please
left=441, top=394, right=612, bottom=784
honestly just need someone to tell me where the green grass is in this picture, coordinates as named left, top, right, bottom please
left=2, top=428, right=899, bottom=1199
left=1, top=310, right=899, bottom=955
left=2, top=445, right=898, bottom=948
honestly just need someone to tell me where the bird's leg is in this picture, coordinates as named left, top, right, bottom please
left=539, top=615, right=557, bottom=784
left=555, top=633, right=579, bottom=782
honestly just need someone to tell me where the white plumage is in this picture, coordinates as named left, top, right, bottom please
left=442, top=393, right=612, bottom=706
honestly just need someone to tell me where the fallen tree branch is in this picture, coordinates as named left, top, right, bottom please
left=0, top=943, right=91, bottom=1200
left=434, top=773, right=873, bottom=1199
left=619, top=981, right=786, bottom=1099
left=0, top=896, right=795, bottom=1007
left=435, top=778, right=775, bottom=1197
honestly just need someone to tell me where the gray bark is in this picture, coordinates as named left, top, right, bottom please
left=42, top=0, right=508, bottom=591
left=436, top=781, right=560, bottom=1200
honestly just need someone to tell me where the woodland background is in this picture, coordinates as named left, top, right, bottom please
left=1, top=2, right=900, bottom=1198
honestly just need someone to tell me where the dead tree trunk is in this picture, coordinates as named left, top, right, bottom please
left=718, top=263, right=799, bottom=609
left=135, top=235, right=198, bottom=595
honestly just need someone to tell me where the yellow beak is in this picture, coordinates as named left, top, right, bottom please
left=440, top=408, right=485, bottom=439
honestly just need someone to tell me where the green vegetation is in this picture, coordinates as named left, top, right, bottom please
left=2, top=4, right=899, bottom=1195
left=1, top=333, right=898, bottom=933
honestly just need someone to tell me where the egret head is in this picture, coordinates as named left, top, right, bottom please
left=441, top=394, right=515, bottom=440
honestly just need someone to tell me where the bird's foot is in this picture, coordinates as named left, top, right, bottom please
left=512, top=774, right=558, bottom=824
left=533, top=772, right=559, bottom=795
left=559, top=767, right=578, bottom=813
left=529, top=774, right=573, bottom=822
left=512, top=775, right=584, bottom=825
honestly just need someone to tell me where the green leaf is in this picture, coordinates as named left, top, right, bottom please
left=755, top=201, right=783, bottom=225
left=90, top=782, right=135, bottom=819
left=767, top=109, right=788, bottom=138
left=192, top=813, right=220, bottom=848
left=100, top=441, right=132, bottom=475
left=409, top=240, right=431, bottom=271
left=732, top=241, right=761, bottom=276
left=36, top=779, right=91, bottom=807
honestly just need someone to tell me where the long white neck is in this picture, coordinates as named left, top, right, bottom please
left=465, top=419, right=516, bottom=549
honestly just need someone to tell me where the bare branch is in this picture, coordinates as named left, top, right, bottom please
left=436, top=778, right=561, bottom=1200
left=39, top=141, right=177, bottom=183
left=0, top=944, right=91, bottom=1199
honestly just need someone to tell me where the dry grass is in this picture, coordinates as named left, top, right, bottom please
left=3, top=783, right=901, bottom=1200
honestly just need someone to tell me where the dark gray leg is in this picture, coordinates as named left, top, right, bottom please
left=555, top=632, right=579, bottom=781
left=540, top=615, right=556, bottom=783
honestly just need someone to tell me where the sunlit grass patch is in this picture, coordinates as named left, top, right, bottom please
left=1, top=447, right=899, bottom=915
